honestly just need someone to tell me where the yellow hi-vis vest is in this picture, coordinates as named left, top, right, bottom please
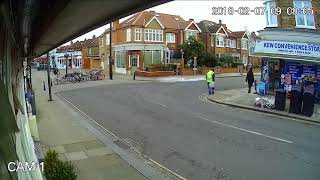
left=206, top=70, right=214, bottom=82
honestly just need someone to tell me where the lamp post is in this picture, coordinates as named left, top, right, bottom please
left=64, top=53, right=69, bottom=75
left=109, top=23, right=113, bottom=80
left=180, top=49, right=184, bottom=70
left=47, top=53, right=53, bottom=101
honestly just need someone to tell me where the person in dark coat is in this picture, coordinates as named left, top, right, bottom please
left=246, top=67, right=254, bottom=93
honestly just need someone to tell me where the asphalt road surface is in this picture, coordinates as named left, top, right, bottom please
left=60, top=76, right=320, bottom=180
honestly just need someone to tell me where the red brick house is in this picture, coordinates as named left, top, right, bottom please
left=99, top=10, right=202, bottom=74
left=198, top=20, right=260, bottom=67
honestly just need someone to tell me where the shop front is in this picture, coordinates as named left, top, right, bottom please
left=255, top=39, right=320, bottom=117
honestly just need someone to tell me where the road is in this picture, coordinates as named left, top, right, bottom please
left=60, top=76, right=320, bottom=180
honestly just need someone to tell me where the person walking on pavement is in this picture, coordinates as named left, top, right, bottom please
left=206, top=68, right=215, bottom=95
left=246, top=67, right=254, bottom=93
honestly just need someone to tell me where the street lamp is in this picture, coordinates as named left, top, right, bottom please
left=109, top=23, right=113, bottom=80
left=180, top=49, right=184, bottom=69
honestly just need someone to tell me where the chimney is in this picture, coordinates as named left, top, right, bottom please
left=189, top=18, right=194, bottom=21
left=150, top=10, right=155, bottom=13
left=112, top=20, right=120, bottom=30
left=219, top=20, right=222, bottom=25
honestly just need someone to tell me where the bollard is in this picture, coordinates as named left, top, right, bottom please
left=43, top=81, right=46, bottom=91
left=133, top=71, right=136, bottom=80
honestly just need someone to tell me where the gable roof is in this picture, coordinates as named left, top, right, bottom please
left=183, top=21, right=202, bottom=32
left=144, top=16, right=165, bottom=29
left=197, top=20, right=230, bottom=35
left=118, top=11, right=198, bottom=30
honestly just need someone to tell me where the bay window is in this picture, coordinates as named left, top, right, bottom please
left=216, top=35, right=224, bottom=47
left=241, top=39, right=248, bottom=49
left=185, top=30, right=197, bottom=40
left=225, top=39, right=230, bottom=47
left=144, top=29, right=163, bottom=42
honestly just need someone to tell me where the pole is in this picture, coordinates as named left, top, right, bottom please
left=47, top=53, right=53, bottom=101
left=109, top=23, right=113, bottom=80
left=65, top=54, right=68, bottom=75
left=29, top=64, right=32, bottom=90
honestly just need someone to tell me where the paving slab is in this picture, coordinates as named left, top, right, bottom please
left=85, top=147, right=114, bottom=157
left=65, top=151, right=88, bottom=161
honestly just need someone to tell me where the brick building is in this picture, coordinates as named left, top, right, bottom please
left=197, top=20, right=260, bottom=67
left=81, top=37, right=101, bottom=69
left=255, top=0, right=320, bottom=92
left=99, top=10, right=202, bottom=74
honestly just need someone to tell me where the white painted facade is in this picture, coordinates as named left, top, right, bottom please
left=49, top=49, right=82, bottom=69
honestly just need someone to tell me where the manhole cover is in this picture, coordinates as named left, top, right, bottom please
left=113, top=140, right=130, bottom=149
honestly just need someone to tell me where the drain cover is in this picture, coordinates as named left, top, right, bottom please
left=113, top=140, right=130, bottom=149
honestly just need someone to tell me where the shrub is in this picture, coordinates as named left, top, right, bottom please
left=44, top=150, right=77, bottom=180
left=231, top=62, right=244, bottom=68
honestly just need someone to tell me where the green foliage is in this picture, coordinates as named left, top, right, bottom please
left=201, top=53, right=217, bottom=67
left=231, top=62, right=244, bottom=68
left=178, top=37, right=206, bottom=65
left=44, top=150, right=77, bottom=180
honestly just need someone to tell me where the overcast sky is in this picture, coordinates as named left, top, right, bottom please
left=68, top=0, right=266, bottom=44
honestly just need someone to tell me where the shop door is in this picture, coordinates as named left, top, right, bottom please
left=268, top=60, right=281, bottom=91
left=130, top=55, right=138, bottom=75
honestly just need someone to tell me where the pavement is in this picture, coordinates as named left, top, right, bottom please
left=59, top=76, right=320, bottom=180
left=32, top=70, right=183, bottom=180
left=207, top=88, right=320, bottom=123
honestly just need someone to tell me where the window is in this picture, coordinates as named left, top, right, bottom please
left=265, top=0, right=278, bottom=27
left=230, top=39, right=236, bottom=48
left=106, top=33, right=110, bottom=45
left=144, top=29, right=163, bottom=42
left=130, top=56, right=138, bottom=67
left=126, top=28, right=131, bottom=42
left=242, top=55, right=248, bottom=65
left=249, top=47, right=255, bottom=55
left=216, top=35, right=224, bottom=47
left=241, top=39, right=248, bottom=49
left=225, top=39, right=230, bottom=47
left=166, top=33, right=175, bottom=43
left=294, top=1, right=315, bottom=28
left=143, top=50, right=162, bottom=67
left=116, top=51, right=126, bottom=68
left=185, top=31, right=197, bottom=40
left=100, top=38, right=104, bottom=47
left=89, top=48, right=92, bottom=54
left=135, top=28, right=142, bottom=41
left=237, top=40, right=241, bottom=49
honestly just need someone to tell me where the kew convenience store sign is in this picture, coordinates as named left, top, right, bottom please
left=255, top=40, right=320, bottom=59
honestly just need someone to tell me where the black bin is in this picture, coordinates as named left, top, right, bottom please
left=302, top=92, right=315, bottom=117
left=289, top=90, right=303, bottom=114
left=275, top=89, right=286, bottom=111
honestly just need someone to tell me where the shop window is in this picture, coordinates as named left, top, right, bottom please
left=294, top=0, right=315, bottom=29
left=264, top=0, right=278, bottom=27
left=116, top=51, right=125, bottom=68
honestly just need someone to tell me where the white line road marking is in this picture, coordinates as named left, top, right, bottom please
left=153, top=102, right=168, bottom=107
left=57, top=93, right=186, bottom=180
left=197, top=116, right=293, bottom=144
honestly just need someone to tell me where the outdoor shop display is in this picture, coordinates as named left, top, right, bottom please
left=254, top=97, right=275, bottom=109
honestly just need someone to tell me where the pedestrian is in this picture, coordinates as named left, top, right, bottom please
left=206, top=68, right=215, bottom=95
left=246, top=67, right=254, bottom=93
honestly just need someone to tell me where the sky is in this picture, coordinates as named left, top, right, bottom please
left=68, top=0, right=266, bottom=44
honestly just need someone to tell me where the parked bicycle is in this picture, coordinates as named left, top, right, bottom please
left=89, top=70, right=105, bottom=81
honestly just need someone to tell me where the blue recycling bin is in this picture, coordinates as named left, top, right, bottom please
left=258, top=82, right=267, bottom=95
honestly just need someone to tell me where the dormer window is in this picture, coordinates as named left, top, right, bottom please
left=294, top=0, right=315, bottom=29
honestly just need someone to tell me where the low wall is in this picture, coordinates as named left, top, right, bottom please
left=136, top=70, right=175, bottom=77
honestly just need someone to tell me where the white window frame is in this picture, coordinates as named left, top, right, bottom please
left=264, top=0, right=278, bottom=27
left=185, top=30, right=198, bottom=40
left=89, top=48, right=92, bottom=54
left=294, top=0, right=315, bottom=29
left=106, top=33, right=110, bottom=45
left=215, top=34, right=225, bottom=47
left=135, top=28, right=142, bottom=41
left=100, top=38, right=104, bottom=47
left=241, top=38, right=248, bottom=50
left=144, top=29, right=163, bottom=42
left=126, top=28, right=131, bottom=42
left=166, top=33, right=176, bottom=43
left=230, top=39, right=236, bottom=48
left=225, top=39, right=230, bottom=47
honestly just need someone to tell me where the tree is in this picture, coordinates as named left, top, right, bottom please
left=178, top=37, right=206, bottom=65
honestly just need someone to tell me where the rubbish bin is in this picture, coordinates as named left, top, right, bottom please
left=289, top=90, right=303, bottom=114
left=302, top=86, right=315, bottom=117
left=258, top=82, right=267, bottom=95
left=275, top=89, right=286, bottom=111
